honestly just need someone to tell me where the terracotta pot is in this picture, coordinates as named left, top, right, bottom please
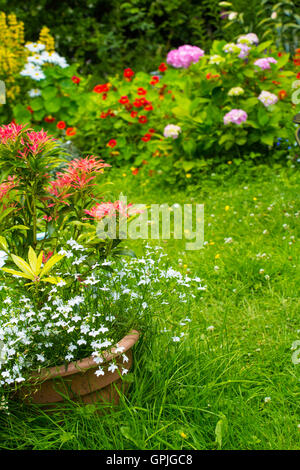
left=17, top=330, right=140, bottom=405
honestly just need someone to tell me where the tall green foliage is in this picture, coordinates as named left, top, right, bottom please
left=0, top=0, right=222, bottom=77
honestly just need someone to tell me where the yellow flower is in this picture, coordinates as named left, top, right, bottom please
left=180, top=432, right=187, bottom=439
left=186, top=173, right=192, bottom=178
left=122, top=173, right=127, bottom=177
left=227, top=160, right=232, bottom=164
left=225, top=205, right=230, bottom=211
left=215, top=254, right=220, bottom=259
left=253, top=197, right=257, bottom=201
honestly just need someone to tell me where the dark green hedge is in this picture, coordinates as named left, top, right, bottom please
left=0, top=0, right=224, bottom=77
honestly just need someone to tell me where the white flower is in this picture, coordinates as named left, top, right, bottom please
left=228, top=87, right=244, bottom=96
left=95, top=368, right=105, bottom=376
left=207, top=325, right=215, bottom=331
left=172, top=336, right=180, bottom=342
left=25, top=42, right=46, bottom=53
left=28, top=88, right=41, bottom=97
left=228, top=11, right=238, bottom=21
left=264, top=396, right=271, bottom=403
left=209, top=55, right=225, bottom=65
left=108, top=363, right=119, bottom=373
left=163, top=124, right=182, bottom=139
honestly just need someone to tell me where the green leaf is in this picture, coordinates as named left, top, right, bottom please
left=1, top=268, right=33, bottom=280
left=215, top=414, right=228, bottom=449
left=44, top=97, right=61, bottom=113
left=42, top=86, right=57, bottom=100
left=11, top=254, right=34, bottom=277
left=40, top=253, right=64, bottom=277
left=112, top=248, right=137, bottom=258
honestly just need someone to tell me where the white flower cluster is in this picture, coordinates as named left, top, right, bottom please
left=20, top=43, right=68, bottom=81
left=0, top=244, right=206, bottom=388
left=209, top=55, right=225, bottom=65
left=228, top=87, right=244, bottom=96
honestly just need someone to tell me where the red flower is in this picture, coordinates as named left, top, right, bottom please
left=138, top=115, right=148, bottom=124
left=123, top=68, right=134, bottom=80
left=119, top=95, right=130, bottom=104
left=278, top=52, right=283, bottom=57
left=158, top=63, right=167, bottom=72
left=44, top=115, right=55, bottom=123
left=100, top=112, right=108, bottom=119
left=27, top=106, right=33, bottom=114
left=150, top=76, right=160, bottom=85
left=72, top=76, right=80, bottom=84
left=141, top=133, right=151, bottom=142
left=102, top=93, right=107, bottom=100
left=57, top=121, right=66, bottom=129
left=149, top=128, right=155, bottom=134
left=42, top=251, right=54, bottom=263
left=130, top=111, right=138, bottom=118
left=297, top=72, right=300, bottom=79
left=272, top=80, right=281, bottom=85
left=94, top=83, right=109, bottom=93
left=66, top=127, right=76, bottom=136
left=144, top=103, right=153, bottom=111
left=133, top=99, right=143, bottom=108
left=107, top=139, right=117, bottom=148
left=132, top=168, right=139, bottom=175
left=137, top=87, right=147, bottom=96
left=294, top=59, right=300, bottom=66
left=278, top=90, right=287, bottom=100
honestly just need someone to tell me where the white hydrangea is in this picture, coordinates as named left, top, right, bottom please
left=209, top=55, right=225, bottom=65
left=228, top=87, right=244, bottom=96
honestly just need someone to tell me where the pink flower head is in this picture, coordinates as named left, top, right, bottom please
left=0, top=122, right=25, bottom=144
left=0, top=176, right=17, bottom=201
left=84, top=201, right=143, bottom=221
left=24, top=130, right=54, bottom=155
left=223, top=109, right=248, bottom=125
left=254, top=57, right=277, bottom=70
left=258, top=90, right=278, bottom=107
left=48, top=156, right=111, bottom=199
left=237, top=43, right=251, bottom=59
left=167, top=45, right=205, bottom=68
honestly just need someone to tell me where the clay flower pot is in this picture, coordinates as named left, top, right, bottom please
left=17, top=330, right=140, bottom=406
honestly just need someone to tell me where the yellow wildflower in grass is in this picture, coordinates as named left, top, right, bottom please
left=225, top=205, right=230, bottom=211
left=186, top=173, right=192, bottom=178
left=180, top=432, right=187, bottom=439
left=215, top=254, right=220, bottom=259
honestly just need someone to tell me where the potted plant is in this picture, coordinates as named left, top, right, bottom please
left=0, top=123, right=141, bottom=406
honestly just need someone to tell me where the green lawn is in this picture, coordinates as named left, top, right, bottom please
left=1, top=163, right=300, bottom=450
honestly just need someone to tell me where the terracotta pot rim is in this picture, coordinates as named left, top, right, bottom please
left=31, top=329, right=140, bottom=381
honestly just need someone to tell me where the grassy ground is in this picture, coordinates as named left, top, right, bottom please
left=1, top=163, right=300, bottom=450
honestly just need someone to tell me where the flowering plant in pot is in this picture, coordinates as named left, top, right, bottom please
left=0, top=122, right=144, bottom=406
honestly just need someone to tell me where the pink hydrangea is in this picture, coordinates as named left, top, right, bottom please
left=237, top=43, right=251, bottom=59
left=167, top=45, right=205, bottom=68
left=254, top=57, right=277, bottom=70
left=223, top=109, right=248, bottom=125
left=258, top=91, right=278, bottom=107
